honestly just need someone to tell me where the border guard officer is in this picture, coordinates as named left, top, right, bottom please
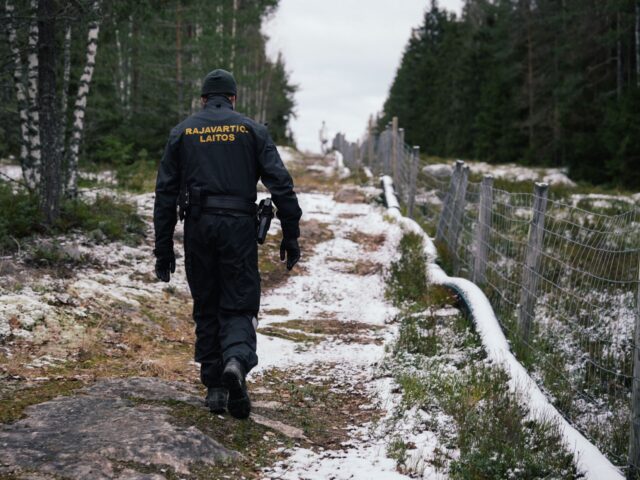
left=153, top=69, right=302, bottom=419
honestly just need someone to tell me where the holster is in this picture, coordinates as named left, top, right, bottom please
left=256, top=198, right=274, bottom=245
left=178, top=189, right=187, bottom=221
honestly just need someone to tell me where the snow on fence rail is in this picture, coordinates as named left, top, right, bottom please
left=333, top=121, right=640, bottom=476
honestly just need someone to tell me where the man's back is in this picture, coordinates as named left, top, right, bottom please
left=173, top=97, right=261, bottom=200
left=155, top=94, right=301, bottom=253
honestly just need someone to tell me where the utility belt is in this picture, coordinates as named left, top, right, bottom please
left=180, top=186, right=274, bottom=244
left=180, top=186, right=256, bottom=220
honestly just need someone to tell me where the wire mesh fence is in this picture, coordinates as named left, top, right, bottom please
left=333, top=119, right=640, bottom=476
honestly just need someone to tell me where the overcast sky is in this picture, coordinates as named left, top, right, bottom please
left=265, top=0, right=463, bottom=152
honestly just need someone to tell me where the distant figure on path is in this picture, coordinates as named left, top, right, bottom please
left=319, top=120, right=329, bottom=155
left=153, top=69, right=302, bottom=419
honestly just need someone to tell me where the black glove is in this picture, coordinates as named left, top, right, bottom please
left=155, top=250, right=176, bottom=282
left=280, top=238, right=300, bottom=271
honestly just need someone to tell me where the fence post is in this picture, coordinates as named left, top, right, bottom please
left=629, top=264, right=640, bottom=478
left=367, top=117, right=375, bottom=167
left=407, top=146, right=419, bottom=219
left=436, top=160, right=464, bottom=244
left=448, top=166, right=470, bottom=274
left=517, top=182, right=549, bottom=343
left=473, top=175, right=494, bottom=285
left=383, top=126, right=392, bottom=175
left=391, top=117, right=398, bottom=182
left=397, top=127, right=405, bottom=194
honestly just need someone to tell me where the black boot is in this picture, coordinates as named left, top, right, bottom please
left=222, top=358, right=251, bottom=419
left=205, top=387, right=228, bottom=414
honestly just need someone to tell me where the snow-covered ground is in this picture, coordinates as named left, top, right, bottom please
left=258, top=186, right=418, bottom=478
left=0, top=151, right=433, bottom=478
left=423, top=160, right=577, bottom=186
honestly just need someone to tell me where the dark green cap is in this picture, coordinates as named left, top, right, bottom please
left=201, top=69, right=237, bottom=97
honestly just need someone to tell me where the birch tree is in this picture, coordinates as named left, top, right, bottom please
left=4, top=0, right=31, bottom=187
left=59, top=23, right=71, bottom=158
left=26, top=0, right=41, bottom=185
left=66, top=0, right=102, bottom=198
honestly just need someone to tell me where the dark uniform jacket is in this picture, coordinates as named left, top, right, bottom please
left=153, top=95, right=302, bottom=255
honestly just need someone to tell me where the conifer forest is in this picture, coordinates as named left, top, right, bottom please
left=379, top=0, right=640, bottom=189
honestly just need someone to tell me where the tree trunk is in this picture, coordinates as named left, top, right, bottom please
left=59, top=23, right=71, bottom=161
left=4, top=0, right=32, bottom=187
left=617, top=12, right=623, bottom=98
left=230, top=0, right=237, bottom=70
left=114, top=22, right=126, bottom=107
left=125, top=14, right=133, bottom=115
left=176, top=1, right=183, bottom=119
left=190, top=21, right=202, bottom=113
left=131, top=16, right=139, bottom=116
left=38, top=0, right=61, bottom=224
left=525, top=0, right=534, bottom=150
left=636, top=0, right=640, bottom=87
left=66, top=0, right=101, bottom=198
left=27, top=0, right=41, bottom=187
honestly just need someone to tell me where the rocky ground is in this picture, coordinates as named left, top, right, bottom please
left=0, top=150, right=419, bottom=479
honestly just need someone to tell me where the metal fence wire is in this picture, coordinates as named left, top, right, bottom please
left=332, top=119, right=640, bottom=477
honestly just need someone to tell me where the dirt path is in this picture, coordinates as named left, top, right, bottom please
left=0, top=151, right=412, bottom=479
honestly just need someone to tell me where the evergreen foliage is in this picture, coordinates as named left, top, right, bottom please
left=380, top=0, right=640, bottom=189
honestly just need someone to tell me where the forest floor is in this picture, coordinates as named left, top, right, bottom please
left=0, top=150, right=434, bottom=479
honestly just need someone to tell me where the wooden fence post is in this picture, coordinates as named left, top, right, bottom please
left=397, top=127, right=405, bottom=194
left=391, top=118, right=398, bottom=182
left=383, top=126, right=392, bottom=175
left=367, top=117, right=375, bottom=167
left=407, top=146, right=419, bottom=219
left=436, top=160, right=464, bottom=244
left=517, top=182, right=549, bottom=343
left=473, top=175, right=494, bottom=285
left=448, top=166, right=470, bottom=274
left=629, top=263, right=640, bottom=479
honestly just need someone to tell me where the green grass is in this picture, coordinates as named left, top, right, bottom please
left=382, top=232, right=582, bottom=478
left=0, top=379, right=84, bottom=424
left=385, top=232, right=430, bottom=308
left=0, top=182, right=146, bottom=254
left=387, top=436, right=410, bottom=466
left=58, top=195, right=146, bottom=244
left=115, top=159, right=157, bottom=193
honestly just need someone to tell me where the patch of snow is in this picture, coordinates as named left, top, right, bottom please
left=424, top=161, right=577, bottom=187
left=423, top=164, right=452, bottom=177
left=277, top=146, right=298, bottom=167
left=267, top=443, right=410, bottom=480
left=0, top=163, right=23, bottom=183
left=570, top=192, right=638, bottom=208
left=333, top=151, right=351, bottom=179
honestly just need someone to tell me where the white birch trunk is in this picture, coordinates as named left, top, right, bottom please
left=114, top=24, right=126, bottom=106
left=26, top=0, right=40, bottom=186
left=59, top=24, right=72, bottom=159
left=4, top=0, right=32, bottom=187
left=124, top=15, right=133, bottom=114
left=66, top=0, right=101, bottom=197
